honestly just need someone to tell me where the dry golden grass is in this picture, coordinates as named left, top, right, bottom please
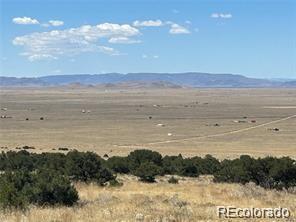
left=0, top=175, right=295, bottom=222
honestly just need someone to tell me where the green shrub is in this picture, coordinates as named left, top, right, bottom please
left=0, top=149, right=295, bottom=191
left=0, top=150, right=35, bottom=171
left=257, top=157, right=296, bottom=189
left=128, top=149, right=162, bottom=171
left=36, top=152, right=67, bottom=172
left=95, top=168, right=116, bottom=185
left=214, top=156, right=260, bottom=184
left=0, top=170, right=78, bottom=209
left=134, top=162, right=161, bottom=183
left=180, top=159, right=200, bottom=177
left=31, top=170, right=78, bottom=206
left=213, top=156, right=296, bottom=190
left=162, top=155, right=184, bottom=175
left=106, top=156, right=130, bottom=174
left=0, top=170, right=32, bottom=210
left=168, top=176, right=179, bottom=184
left=65, top=151, right=115, bottom=185
left=196, top=154, right=221, bottom=174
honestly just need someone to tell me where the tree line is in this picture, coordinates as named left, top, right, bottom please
left=0, top=149, right=295, bottom=209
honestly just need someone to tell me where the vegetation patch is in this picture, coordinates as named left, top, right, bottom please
left=0, top=149, right=295, bottom=209
left=0, top=170, right=78, bottom=210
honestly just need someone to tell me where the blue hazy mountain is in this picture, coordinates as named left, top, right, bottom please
left=0, top=72, right=293, bottom=87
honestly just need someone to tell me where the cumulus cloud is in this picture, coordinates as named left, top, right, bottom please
left=133, top=20, right=191, bottom=34
left=169, top=23, right=190, bottom=34
left=13, top=17, right=64, bottom=27
left=12, top=17, right=39, bottom=25
left=12, top=19, right=193, bottom=61
left=211, top=13, right=232, bottom=19
left=133, top=19, right=164, bottom=27
left=49, top=20, right=64, bottom=26
left=108, top=37, right=141, bottom=44
left=13, top=23, right=140, bottom=61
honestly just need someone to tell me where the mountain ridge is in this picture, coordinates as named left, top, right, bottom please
left=0, top=72, right=294, bottom=88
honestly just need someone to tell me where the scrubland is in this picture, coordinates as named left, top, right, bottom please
left=0, top=175, right=295, bottom=222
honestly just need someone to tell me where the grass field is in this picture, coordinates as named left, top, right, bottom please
left=0, top=87, right=296, bottom=159
left=0, top=175, right=295, bottom=222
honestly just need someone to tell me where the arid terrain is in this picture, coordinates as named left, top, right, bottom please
left=0, top=87, right=295, bottom=159
left=2, top=0, right=295, bottom=221
left=0, top=87, right=295, bottom=222
left=0, top=175, right=295, bottom=222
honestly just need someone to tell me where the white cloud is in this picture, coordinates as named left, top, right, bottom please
left=12, top=17, right=39, bottom=25
left=220, top=14, right=232, bottom=19
left=134, top=20, right=191, bottom=35
left=211, top=13, right=220, bottom=18
left=153, top=55, right=159, bottom=59
left=49, top=20, right=64, bottom=26
left=133, top=20, right=163, bottom=27
left=169, top=23, right=190, bottom=34
left=12, top=17, right=64, bottom=27
left=13, top=23, right=140, bottom=61
left=27, top=54, right=58, bottom=62
left=142, top=54, right=148, bottom=59
left=13, top=19, right=193, bottom=61
left=98, top=46, right=121, bottom=56
left=109, top=37, right=141, bottom=44
left=211, top=13, right=232, bottom=19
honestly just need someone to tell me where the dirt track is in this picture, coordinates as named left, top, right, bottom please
left=141, top=114, right=296, bottom=145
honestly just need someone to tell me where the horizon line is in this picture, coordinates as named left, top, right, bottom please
left=1, top=72, right=295, bottom=80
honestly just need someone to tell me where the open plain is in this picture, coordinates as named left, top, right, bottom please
left=0, top=87, right=295, bottom=159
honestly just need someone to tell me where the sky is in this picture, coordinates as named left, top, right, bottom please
left=0, top=0, right=295, bottom=79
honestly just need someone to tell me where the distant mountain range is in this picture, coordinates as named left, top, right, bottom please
left=281, top=81, right=296, bottom=87
left=0, top=73, right=295, bottom=88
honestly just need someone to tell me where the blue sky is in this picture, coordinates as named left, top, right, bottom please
left=0, top=0, right=295, bottom=79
